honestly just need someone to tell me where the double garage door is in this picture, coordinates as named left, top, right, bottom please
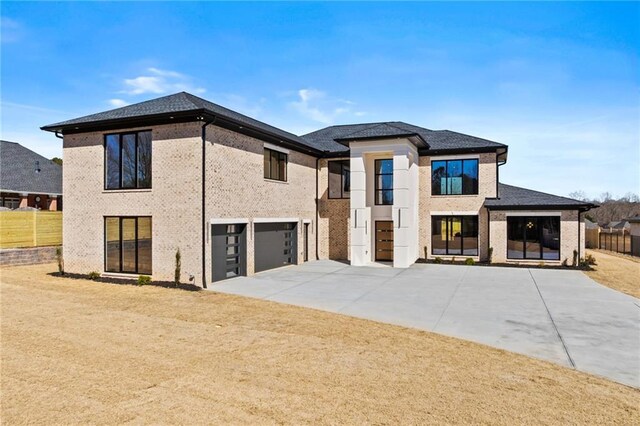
left=212, top=222, right=297, bottom=282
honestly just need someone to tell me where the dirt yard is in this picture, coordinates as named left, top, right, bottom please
left=1, top=264, right=638, bottom=424
left=585, top=249, right=640, bottom=298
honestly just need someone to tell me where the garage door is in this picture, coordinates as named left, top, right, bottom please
left=254, top=222, right=297, bottom=273
left=212, top=224, right=247, bottom=282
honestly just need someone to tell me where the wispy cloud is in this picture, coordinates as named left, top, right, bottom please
left=120, top=67, right=206, bottom=95
left=288, top=88, right=366, bottom=124
left=108, top=99, right=129, bottom=108
left=1, top=17, right=23, bottom=43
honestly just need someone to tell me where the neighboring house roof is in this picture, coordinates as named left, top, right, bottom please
left=606, top=220, right=630, bottom=230
left=0, top=141, right=62, bottom=195
left=627, top=216, right=640, bottom=223
left=484, top=183, right=597, bottom=210
left=42, top=92, right=508, bottom=157
left=302, top=121, right=507, bottom=155
left=584, top=219, right=600, bottom=230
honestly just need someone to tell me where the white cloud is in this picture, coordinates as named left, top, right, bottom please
left=108, top=99, right=128, bottom=108
left=1, top=17, right=23, bottom=43
left=289, top=88, right=365, bottom=124
left=120, top=67, right=206, bottom=95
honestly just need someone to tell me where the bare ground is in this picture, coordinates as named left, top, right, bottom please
left=585, top=249, right=640, bottom=298
left=1, top=264, right=638, bottom=425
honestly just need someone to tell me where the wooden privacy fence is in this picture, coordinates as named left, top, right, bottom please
left=598, top=230, right=633, bottom=256
left=0, top=211, right=62, bottom=249
left=584, top=228, right=600, bottom=249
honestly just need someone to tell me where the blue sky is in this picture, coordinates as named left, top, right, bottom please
left=1, top=1, right=638, bottom=198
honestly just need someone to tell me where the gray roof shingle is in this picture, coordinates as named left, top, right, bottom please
left=301, top=121, right=506, bottom=153
left=42, top=92, right=507, bottom=155
left=0, top=141, right=62, bottom=195
left=42, top=92, right=323, bottom=154
left=484, top=183, right=597, bottom=209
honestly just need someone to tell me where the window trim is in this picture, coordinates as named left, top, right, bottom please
left=263, top=147, right=288, bottom=182
left=104, top=216, right=152, bottom=274
left=431, top=215, right=479, bottom=256
left=104, top=130, right=152, bottom=190
left=328, top=160, right=350, bottom=199
left=506, top=216, right=561, bottom=261
left=374, top=158, right=394, bottom=206
left=431, top=158, right=479, bottom=196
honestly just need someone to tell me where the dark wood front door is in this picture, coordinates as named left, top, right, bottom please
left=375, top=221, right=394, bottom=261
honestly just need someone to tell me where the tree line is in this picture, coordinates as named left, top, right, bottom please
left=568, top=191, right=640, bottom=226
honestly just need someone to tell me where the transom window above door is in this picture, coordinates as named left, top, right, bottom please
left=375, top=159, right=393, bottom=205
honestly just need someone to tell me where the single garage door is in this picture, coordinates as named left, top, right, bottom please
left=254, top=222, right=297, bottom=273
left=212, top=224, right=247, bottom=282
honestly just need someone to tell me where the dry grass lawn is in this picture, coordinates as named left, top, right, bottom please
left=1, top=264, right=638, bottom=424
left=585, top=249, right=640, bottom=298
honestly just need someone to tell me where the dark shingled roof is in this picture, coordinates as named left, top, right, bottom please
left=301, top=121, right=506, bottom=154
left=485, top=183, right=597, bottom=210
left=42, top=92, right=507, bottom=156
left=0, top=141, right=62, bottom=195
left=42, top=92, right=323, bottom=154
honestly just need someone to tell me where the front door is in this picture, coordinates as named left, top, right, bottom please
left=375, top=221, right=394, bottom=261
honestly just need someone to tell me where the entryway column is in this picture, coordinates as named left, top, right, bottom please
left=350, top=153, right=370, bottom=266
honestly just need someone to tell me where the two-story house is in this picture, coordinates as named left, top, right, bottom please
left=41, top=92, right=596, bottom=287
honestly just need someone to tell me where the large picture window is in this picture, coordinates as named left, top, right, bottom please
left=105, top=131, right=152, bottom=190
left=328, top=160, right=350, bottom=199
left=431, top=216, right=478, bottom=256
left=264, top=148, right=287, bottom=182
left=105, top=216, right=152, bottom=274
left=507, top=216, right=560, bottom=260
left=375, top=159, right=393, bottom=205
left=432, top=159, right=478, bottom=195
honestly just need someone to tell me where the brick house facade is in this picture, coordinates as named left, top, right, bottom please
left=42, top=92, right=596, bottom=286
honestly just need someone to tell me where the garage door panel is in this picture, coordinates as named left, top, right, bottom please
left=255, top=222, right=297, bottom=272
left=212, top=224, right=247, bottom=282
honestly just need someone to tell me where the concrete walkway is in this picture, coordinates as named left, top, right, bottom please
left=212, top=260, right=640, bottom=388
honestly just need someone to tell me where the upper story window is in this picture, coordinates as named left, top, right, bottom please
left=105, top=131, right=152, bottom=190
left=328, top=160, right=350, bottom=199
left=375, top=159, right=393, bottom=205
left=264, top=148, right=287, bottom=182
left=432, top=159, right=478, bottom=195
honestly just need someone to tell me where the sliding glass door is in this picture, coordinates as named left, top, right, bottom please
left=507, top=216, right=560, bottom=260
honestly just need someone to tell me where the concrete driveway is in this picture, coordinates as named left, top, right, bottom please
left=212, top=260, right=640, bottom=388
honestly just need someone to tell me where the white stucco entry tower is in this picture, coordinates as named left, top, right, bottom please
left=348, top=136, right=422, bottom=268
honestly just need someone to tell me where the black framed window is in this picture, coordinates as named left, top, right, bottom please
left=105, top=216, right=152, bottom=274
left=328, top=160, right=350, bottom=199
left=263, top=148, right=287, bottom=181
left=507, top=216, right=560, bottom=260
left=431, top=216, right=478, bottom=256
left=432, top=159, right=478, bottom=195
left=375, top=159, right=393, bottom=205
left=105, top=131, right=152, bottom=190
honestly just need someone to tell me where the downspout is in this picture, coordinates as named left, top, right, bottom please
left=577, top=209, right=581, bottom=263
left=201, top=116, right=215, bottom=288
left=315, top=157, right=320, bottom=260
left=486, top=207, right=491, bottom=263
left=54, top=131, right=63, bottom=140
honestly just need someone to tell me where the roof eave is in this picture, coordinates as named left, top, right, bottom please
left=419, top=146, right=505, bottom=156
left=485, top=203, right=598, bottom=211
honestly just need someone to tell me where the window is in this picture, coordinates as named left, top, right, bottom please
left=2, top=197, right=20, bottom=209
left=431, top=216, right=478, bottom=256
left=328, top=160, right=350, bottom=199
left=375, top=159, right=393, bottom=205
left=105, top=216, right=152, bottom=274
left=264, top=148, right=287, bottom=181
left=432, top=159, right=478, bottom=195
left=507, top=216, right=560, bottom=260
left=105, top=131, right=152, bottom=189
